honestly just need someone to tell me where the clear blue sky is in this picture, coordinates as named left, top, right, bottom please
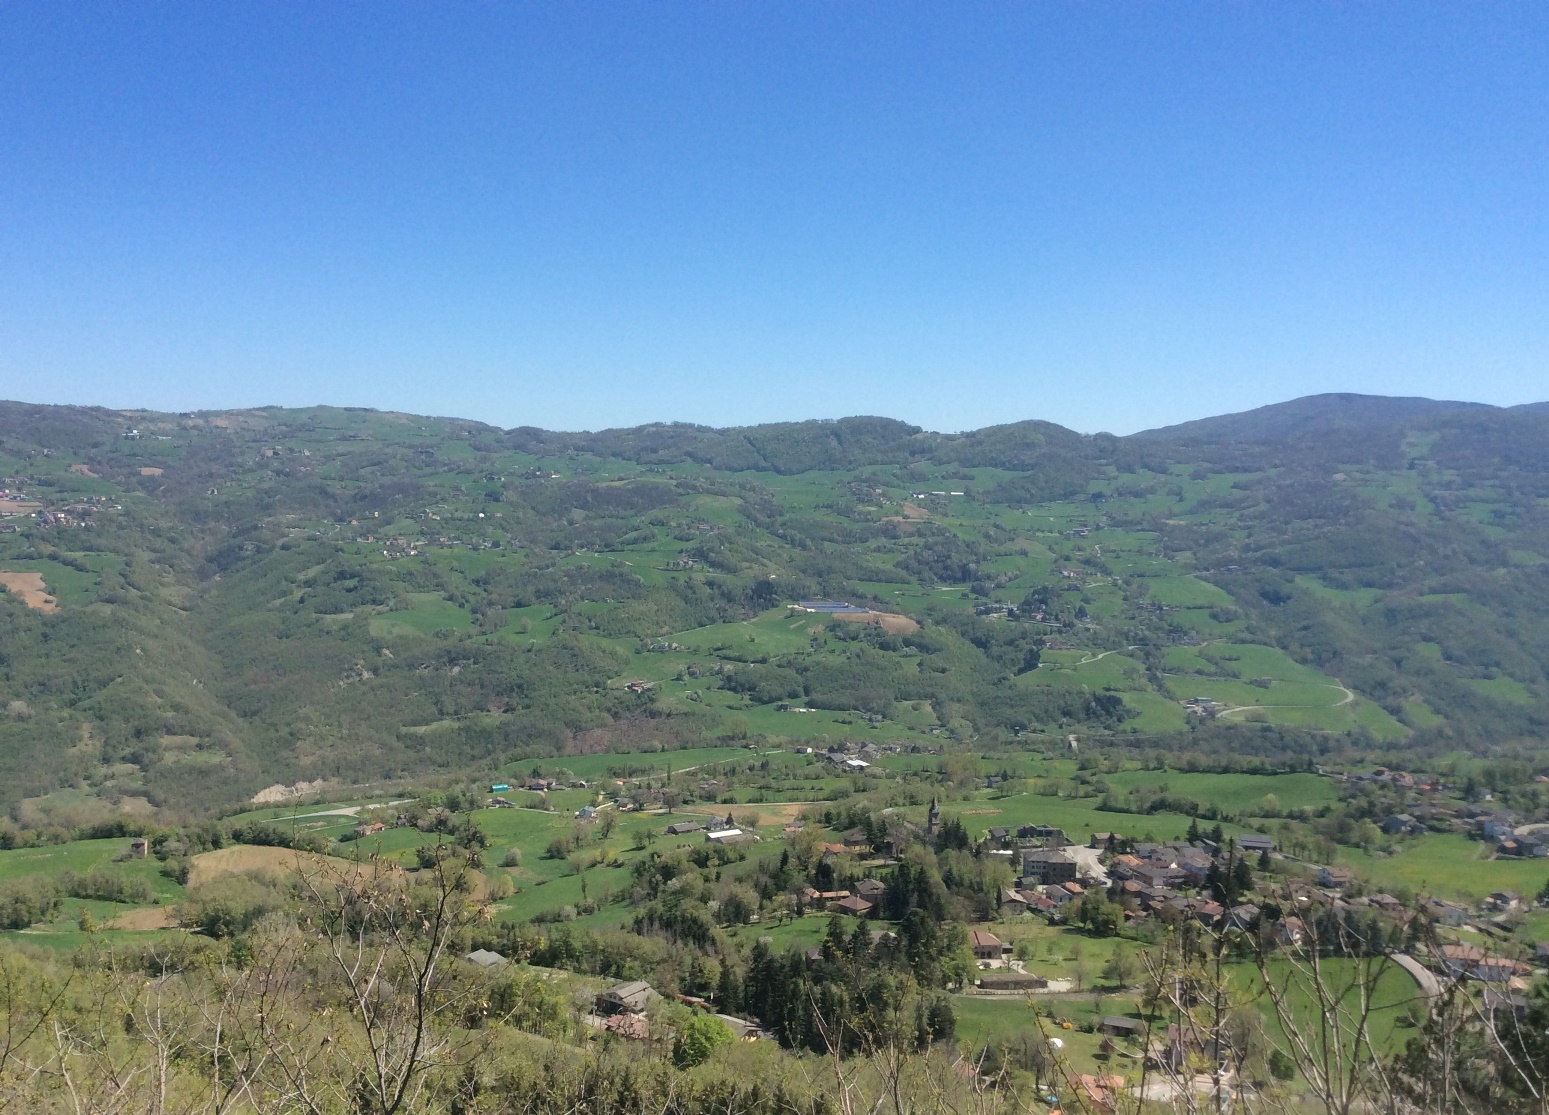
left=2, top=4, right=1546, bottom=434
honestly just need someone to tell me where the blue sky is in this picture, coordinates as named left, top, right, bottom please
left=1, top=3, right=1546, bottom=434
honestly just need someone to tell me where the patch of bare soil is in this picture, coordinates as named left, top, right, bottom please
left=251, top=778, right=332, bottom=804
left=105, top=907, right=178, bottom=931
left=898, top=502, right=930, bottom=519
left=188, top=845, right=403, bottom=891
left=187, top=845, right=342, bottom=887
left=829, top=610, right=919, bottom=634
left=0, top=571, right=57, bottom=613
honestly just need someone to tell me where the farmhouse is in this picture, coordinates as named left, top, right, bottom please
left=854, top=878, right=887, bottom=902
left=836, top=895, right=874, bottom=916
left=970, top=930, right=1010, bottom=961
left=665, top=820, right=704, bottom=836
left=1317, top=866, right=1353, bottom=889
left=596, top=980, right=659, bottom=1015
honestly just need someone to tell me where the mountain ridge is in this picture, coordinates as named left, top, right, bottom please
left=0, top=393, right=1546, bottom=821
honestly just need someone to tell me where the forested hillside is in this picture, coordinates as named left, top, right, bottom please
left=1, top=395, right=1546, bottom=818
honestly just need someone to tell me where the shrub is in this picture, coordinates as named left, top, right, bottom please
left=60, top=869, right=154, bottom=905
left=180, top=874, right=287, bottom=938
left=0, top=878, right=61, bottom=929
left=672, top=1013, right=733, bottom=1068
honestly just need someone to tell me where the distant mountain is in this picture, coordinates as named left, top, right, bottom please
left=1134, top=392, right=1494, bottom=443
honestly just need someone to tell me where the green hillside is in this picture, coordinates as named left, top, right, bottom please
left=0, top=396, right=1545, bottom=819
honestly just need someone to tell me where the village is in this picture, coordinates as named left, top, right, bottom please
left=413, top=746, right=1549, bottom=1107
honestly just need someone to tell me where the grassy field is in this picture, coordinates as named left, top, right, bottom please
left=370, top=592, right=474, bottom=636
left=0, top=837, right=185, bottom=902
left=937, top=793, right=1246, bottom=845
left=1239, top=956, right=1421, bottom=1058
left=0, top=556, right=104, bottom=605
left=0, top=837, right=187, bottom=948
left=1464, top=676, right=1536, bottom=705
left=1340, top=834, right=1549, bottom=903
left=1022, top=640, right=1406, bottom=739
left=1100, top=771, right=1339, bottom=815
left=504, top=746, right=764, bottom=781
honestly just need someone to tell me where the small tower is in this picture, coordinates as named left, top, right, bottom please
left=927, top=797, right=940, bottom=837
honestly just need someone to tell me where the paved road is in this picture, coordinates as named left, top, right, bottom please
left=1064, top=843, right=1110, bottom=887
left=1391, top=953, right=1442, bottom=1000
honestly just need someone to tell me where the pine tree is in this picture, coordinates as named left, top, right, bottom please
left=1232, top=855, right=1254, bottom=899
left=823, top=915, right=848, bottom=960
left=716, top=959, right=741, bottom=1013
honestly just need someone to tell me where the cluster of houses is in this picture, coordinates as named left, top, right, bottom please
left=799, top=876, right=887, bottom=917
left=0, top=481, right=108, bottom=529
left=1323, top=767, right=1549, bottom=860
left=659, top=813, right=760, bottom=846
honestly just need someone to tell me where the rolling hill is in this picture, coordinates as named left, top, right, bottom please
left=0, top=394, right=1546, bottom=820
